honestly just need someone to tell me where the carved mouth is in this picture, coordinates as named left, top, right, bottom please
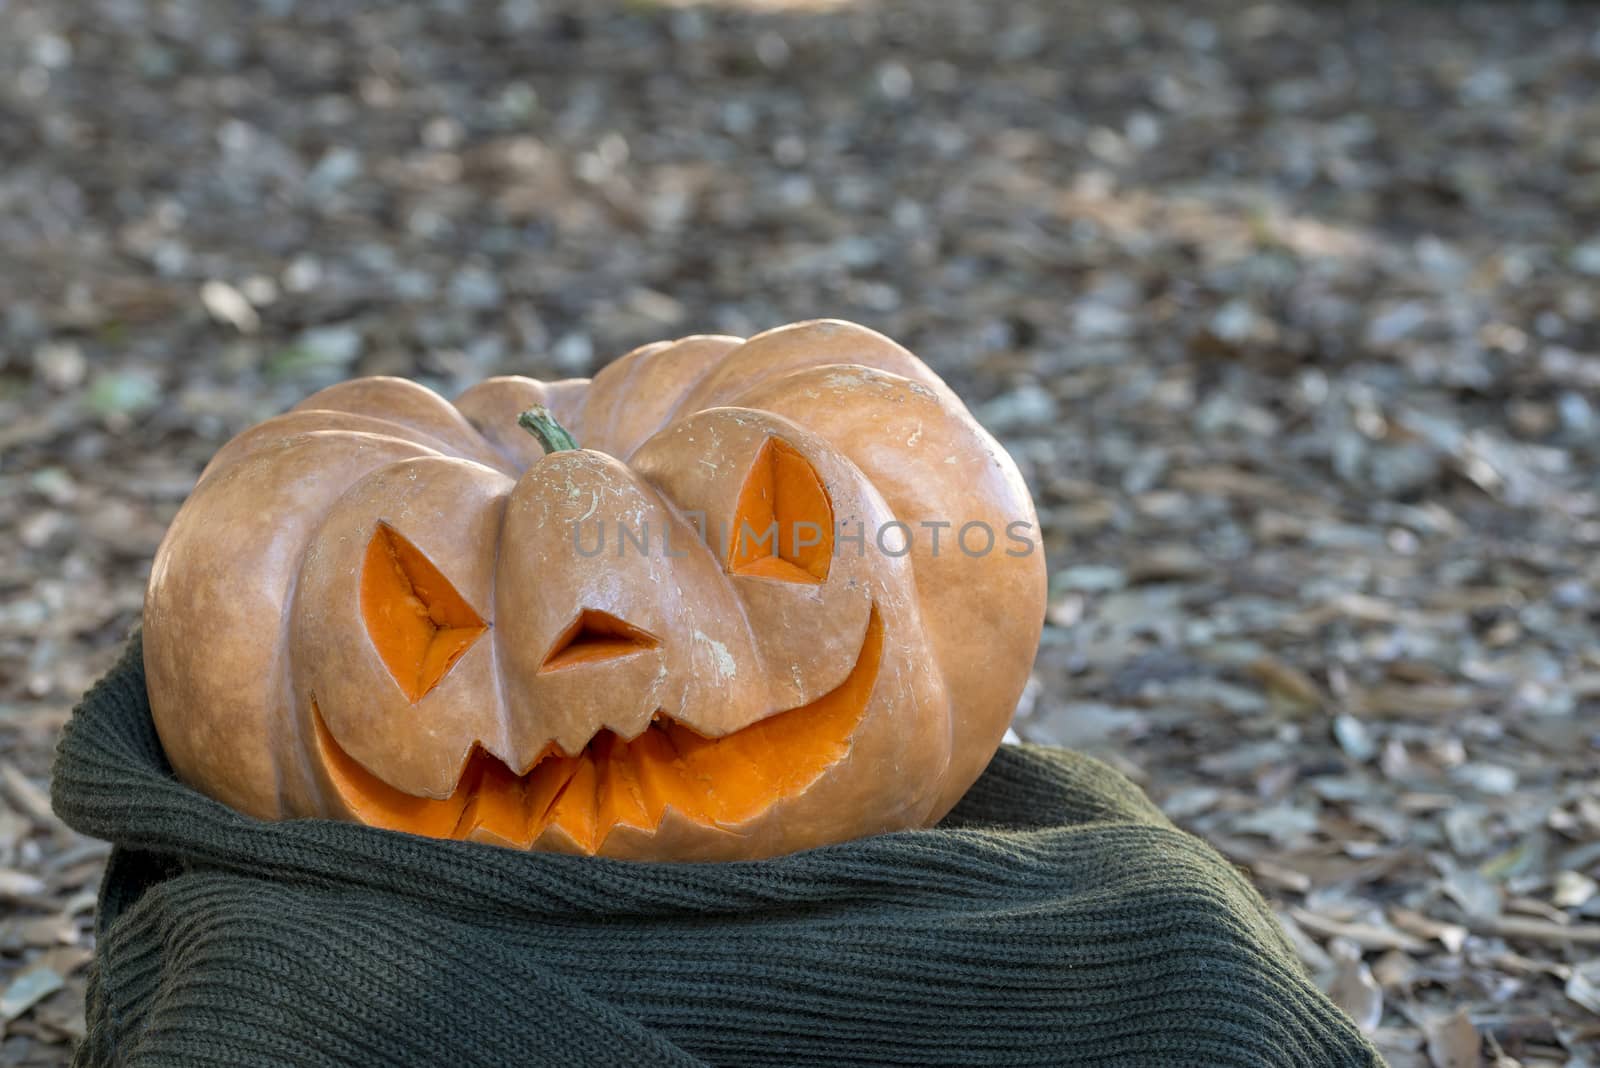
left=312, top=605, right=883, bottom=853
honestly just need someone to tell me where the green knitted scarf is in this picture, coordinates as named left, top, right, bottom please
left=51, top=635, right=1383, bottom=1067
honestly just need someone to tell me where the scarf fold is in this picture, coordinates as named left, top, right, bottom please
left=53, top=635, right=1383, bottom=1067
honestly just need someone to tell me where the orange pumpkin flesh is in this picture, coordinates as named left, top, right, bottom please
left=540, top=610, right=661, bottom=672
left=728, top=438, right=834, bottom=583
left=361, top=523, right=489, bottom=702
left=144, top=319, right=1047, bottom=861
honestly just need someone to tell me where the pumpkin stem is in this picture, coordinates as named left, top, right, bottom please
left=518, top=406, right=579, bottom=454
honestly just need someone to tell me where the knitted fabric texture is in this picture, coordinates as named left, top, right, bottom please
left=53, top=635, right=1384, bottom=1067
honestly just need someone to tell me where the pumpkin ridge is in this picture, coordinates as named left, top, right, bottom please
left=197, top=415, right=465, bottom=486
left=600, top=341, right=666, bottom=453
left=294, top=376, right=505, bottom=468
left=624, top=336, right=744, bottom=454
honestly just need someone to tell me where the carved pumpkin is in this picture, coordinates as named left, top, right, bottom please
left=144, top=320, right=1046, bottom=860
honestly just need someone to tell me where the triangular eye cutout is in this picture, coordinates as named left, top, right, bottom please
left=541, top=610, right=661, bottom=672
left=728, top=438, right=834, bottom=584
left=361, top=523, right=488, bottom=702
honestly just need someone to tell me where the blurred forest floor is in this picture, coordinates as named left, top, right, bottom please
left=3, top=0, right=1600, bottom=1064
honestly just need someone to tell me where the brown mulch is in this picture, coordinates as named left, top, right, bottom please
left=3, top=1, right=1599, bottom=1064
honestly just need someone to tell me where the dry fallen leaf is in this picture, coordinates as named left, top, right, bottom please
left=1469, top=915, right=1600, bottom=947
left=1566, top=960, right=1600, bottom=1016
left=0, top=869, right=48, bottom=901
left=0, top=967, right=65, bottom=1024
left=0, top=761, right=59, bottom=827
left=1389, top=907, right=1468, bottom=954
left=1326, top=939, right=1383, bottom=1034
left=1290, top=908, right=1428, bottom=953
left=1552, top=870, right=1597, bottom=909
left=1248, top=654, right=1324, bottom=709
left=1423, top=1009, right=1481, bottom=1068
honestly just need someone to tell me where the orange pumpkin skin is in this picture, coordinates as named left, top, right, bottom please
left=144, top=320, right=1047, bottom=860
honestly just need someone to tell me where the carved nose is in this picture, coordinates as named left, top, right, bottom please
left=507, top=604, right=670, bottom=763
left=539, top=610, right=661, bottom=673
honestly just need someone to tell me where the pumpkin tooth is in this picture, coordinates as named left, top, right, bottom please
left=522, top=753, right=584, bottom=836
left=594, top=733, right=651, bottom=844
left=543, top=756, right=600, bottom=852
left=452, top=750, right=530, bottom=847
left=630, top=724, right=705, bottom=825
left=624, top=726, right=664, bottom=826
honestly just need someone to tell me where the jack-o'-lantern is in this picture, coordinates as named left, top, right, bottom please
left=143, top=320, right=1046, bottom=860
